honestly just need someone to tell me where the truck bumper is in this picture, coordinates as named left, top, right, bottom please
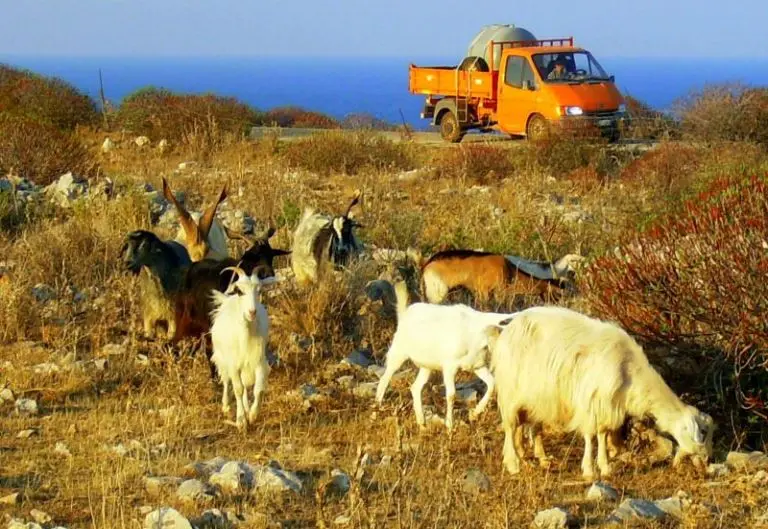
left=421, top=104, right=435, bottom=122
left=560, top=111, right=627, bottom=138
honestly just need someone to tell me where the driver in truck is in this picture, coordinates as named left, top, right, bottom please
left=547, top=56, right=568, bottom=80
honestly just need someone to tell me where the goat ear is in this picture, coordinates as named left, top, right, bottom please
left=690, top=416, right=706, bottom=444
left=198, top=186, right=227, bottom=240
left=163, top=178, right=198, bottom=242
left=271, top=248, right=292, bottom=256
left=263, top=226, right=276, bottom=239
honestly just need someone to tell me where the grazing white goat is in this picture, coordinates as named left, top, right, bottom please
left=209, top=266, right=276, bottom=430
left=486, top=306, right=714, bottom=479
left=375, top=280, right=516, bottom=430
left=163, top=178, right=229, bottom=262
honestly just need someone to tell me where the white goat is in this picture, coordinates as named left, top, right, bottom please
left=375, top=280, right=516, bottom=430
left=209, top=266, right=276, bottom=430
left=486, top=306, right=714, bottom=479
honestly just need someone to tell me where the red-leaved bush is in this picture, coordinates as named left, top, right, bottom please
left=584, top=174, right=768, bottom=423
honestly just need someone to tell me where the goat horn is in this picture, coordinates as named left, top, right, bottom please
left=198, top=185, right=228, bottom=240
left=261, top=224, right=276, bottom=240
left=221, top=266, right=246, bottom=281
left=223, top=225, right=252, bottom=244
left=344, top=190, right=361, bottom=217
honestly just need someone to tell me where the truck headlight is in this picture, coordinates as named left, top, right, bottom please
left=564, top=106, right=584, bottom=116
left=618, top=103, right=627, bottom=114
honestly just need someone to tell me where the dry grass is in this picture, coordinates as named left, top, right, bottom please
left=1, top=133, right=767, bottom=528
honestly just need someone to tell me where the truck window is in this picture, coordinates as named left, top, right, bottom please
left=504, top=56, right=524, bottom=88
left=521, top=59, right=536, bottom=88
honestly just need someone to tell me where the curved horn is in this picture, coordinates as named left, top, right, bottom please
left=261, top=224, right=276, bottom=240
left=344, top=190, right=361, bottom=217
left=223, top=225, right=252, bottom=244
left=198, top=185, right=228, bottom=240
left=162, top=178, right=199, bottom=242
left=220, top=265, right=246, bottom=282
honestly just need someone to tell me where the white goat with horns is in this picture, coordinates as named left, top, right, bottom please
left=209, top=266, right=276, bottom=430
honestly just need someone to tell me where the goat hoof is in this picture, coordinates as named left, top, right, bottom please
left=538, top=457, right=554, bottom=470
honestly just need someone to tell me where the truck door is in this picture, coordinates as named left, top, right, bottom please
left=497, top=54, right=540, bottom=135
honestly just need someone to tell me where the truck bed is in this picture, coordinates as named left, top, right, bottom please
left=409, top=64, right=495, bottom=100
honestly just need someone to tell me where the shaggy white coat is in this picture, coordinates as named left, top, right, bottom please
left=488, top=305, right=714, bottom=478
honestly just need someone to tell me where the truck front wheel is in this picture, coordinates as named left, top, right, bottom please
left=526, top=114, right=549, bottom=142
left=439, top=111, right=464, bottom=143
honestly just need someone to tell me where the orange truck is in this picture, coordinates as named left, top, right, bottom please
left=409, top=25, right=626, bottom=142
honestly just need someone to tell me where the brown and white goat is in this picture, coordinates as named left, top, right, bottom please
left=162, top=177, right=229, bottom=262
left=420, top=249, right=581, bottom=304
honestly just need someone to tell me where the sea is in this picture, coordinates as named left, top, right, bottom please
left=2, top=55, right=767, bottom=129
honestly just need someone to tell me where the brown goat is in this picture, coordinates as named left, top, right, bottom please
left=420, top=249, right=572, bottom=304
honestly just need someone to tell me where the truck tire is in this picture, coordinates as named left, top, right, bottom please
left=439, top=111, right=464, bottom=143
left=526, top=114, right=549, bottom=142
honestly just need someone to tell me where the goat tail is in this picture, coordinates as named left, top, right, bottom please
left=393, top=280, right=410, bottom=320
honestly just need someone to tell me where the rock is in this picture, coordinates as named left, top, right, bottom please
left=587, top=481, right=619, bottom=502
left=157, top=139, right=169, bottom=153
left=726, top=450, right=768, bottom=471
left=461, top=468, right=491, bottom=493
left=17, top=429, right=38, bottom=439
left=707, top=463, right=730, bottom=478
left=31, top=283, right=56, bottom=303
left=144, top=476, right=184, bottom=497
left=15, top=398, right=39, bottom=416
left=30, top=510, right=52, bottom=525
left=176, top=478, right=217, bottom=503
left=32, top=362, right=60, bottom=375
left=343, top=349, right=375, bottom=369
left=251, top=465, right=302, bottom=493
left=367, top=365, right=386, bottom=379
left=135, top=136, right=151, bottom=148
left=607, top=498, right=667, bottom=524
left=209, top=461, right=253, bottom=493
left=144, top=507, right=192, bottom=529
left=54, top=442, right=72, bottom=458
left=44, top=172, right=88, bottom=207
left=191, top=509, right=232, bottom=529
left=455, top=387, right=478, bottom=403
left=7, top=520, right=41, bottom=529
left=0, top=492, right=21, bottom=505
left=101, top=138, right=115, bottom=153
left=177, top=161, right=196, bottom=171
left=298, top=384, right=320, bottom=400
left=92, top=358, right=109, bottom=371
left=352, top=382, right=378, bottom=399
left=654, top=495, right=685, bottom=520
left=336, top=375, right=355, bottom=389
left=326, top=469, right=351, bottom=498
left=533, top=507, right=575, bottom=528
left=380, top=455, right=393, bottom=466
left=333, top=515, right=352, bottom=525
left=0, top=387, right=14, bottom=402
left=182, top=456, right=228, bottom=479
left=753, top=470, right=768, bottom=486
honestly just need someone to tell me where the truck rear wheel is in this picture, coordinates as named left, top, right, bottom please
left=526, top=114, right=549, bottom=142
left=439, top=111, right=464, bottom=143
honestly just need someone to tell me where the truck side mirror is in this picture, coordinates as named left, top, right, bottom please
left=523, top=80, right=535, bottom=91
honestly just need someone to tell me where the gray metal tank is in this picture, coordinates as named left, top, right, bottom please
left=466, top=25, right=537, bottom=70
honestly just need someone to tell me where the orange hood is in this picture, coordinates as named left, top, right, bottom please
left=547, top=82, right=624, bottom=112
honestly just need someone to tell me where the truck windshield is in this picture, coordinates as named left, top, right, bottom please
left=533, top=52, right=610, bottom=83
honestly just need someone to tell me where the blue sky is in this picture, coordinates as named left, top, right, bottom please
left=1, top=0, right=766, bottom=58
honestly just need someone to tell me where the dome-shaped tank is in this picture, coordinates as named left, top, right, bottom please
left=466, top=25, right=537, bottom=70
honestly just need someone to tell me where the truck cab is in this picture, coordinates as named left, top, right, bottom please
left=409, top=37, right=626, bottom=142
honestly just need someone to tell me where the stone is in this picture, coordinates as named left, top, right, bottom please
left=7, top=520, right=41, bottom=529
left=17, top=429, right=38, bottom=439
left=135, top=136, right=151, bottom=147
left=191, top=509, right=232, bottom=529
left=30, top=510, right=52, bottom=525
left=0, top=492, right=21, bottom=505
left=176, top=478, right=217, bottom=503
left=352, top=382, right=378, bottom=399
left=586, top=481, right=619, bottom=502
left=654, top=495, right=685, bottom=520
left=32, top=362, right=60, bottom=375
left=0, top=387, right=14, bottom=402
left=367, top=365, right=386, bottom=379
left=607, top=498, right=667, bottom=524
left=461, top=468, right=491, bottom=493
left=707, top=463, right=730, bottom=478
left=380, top=455, right=393, bottom=466
left=182, top=456, right=228, bottom=479
left=44, top=172, right=88, bottom=207
left=343, top=349, right=375, bottom=369
left=31, top=283, right=56, bottom=303
left=144, top=476, right=184, bottom=497
left=251, top=465, right=303, bottom=493
left=326, top=469, right=351, bottom=498
left=533, top=507, right=575, bottom=528
left=298, top=384, right=320, bottom=400
left=15, top=398, right=39, bottom=416
left=726, top=450, right=768, bottom=471
left=144, top=507, right=192, bottom=529
left=209, top=461, right=254, bottom=493
left=101, top=138, right=115, bottom=153
left=336, top=375, right=355, bottom=389
left=177, top=161, right=196, bottom=171
left=333, top=515, right=352, bottom=525
left=157, top=139, right=169, bottom=152
left=92, top=358, right=109, bottom=371
left=54, top=442, right=72, bottom=458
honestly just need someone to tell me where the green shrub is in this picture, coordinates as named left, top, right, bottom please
left=524, top=130, right=605, bottom=176
left=0, top=114, right=98, bottom=185
left=115, top=87, right=260, bottom=142
left=677, top=85, right=768, bottom=147
left=622, top=95, right=679, bottom=140
left=0, top=64, right=99, bottom=130
left=584, top=174, right=768, bottom=429
left=281, top=130, right=414, bottom=175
